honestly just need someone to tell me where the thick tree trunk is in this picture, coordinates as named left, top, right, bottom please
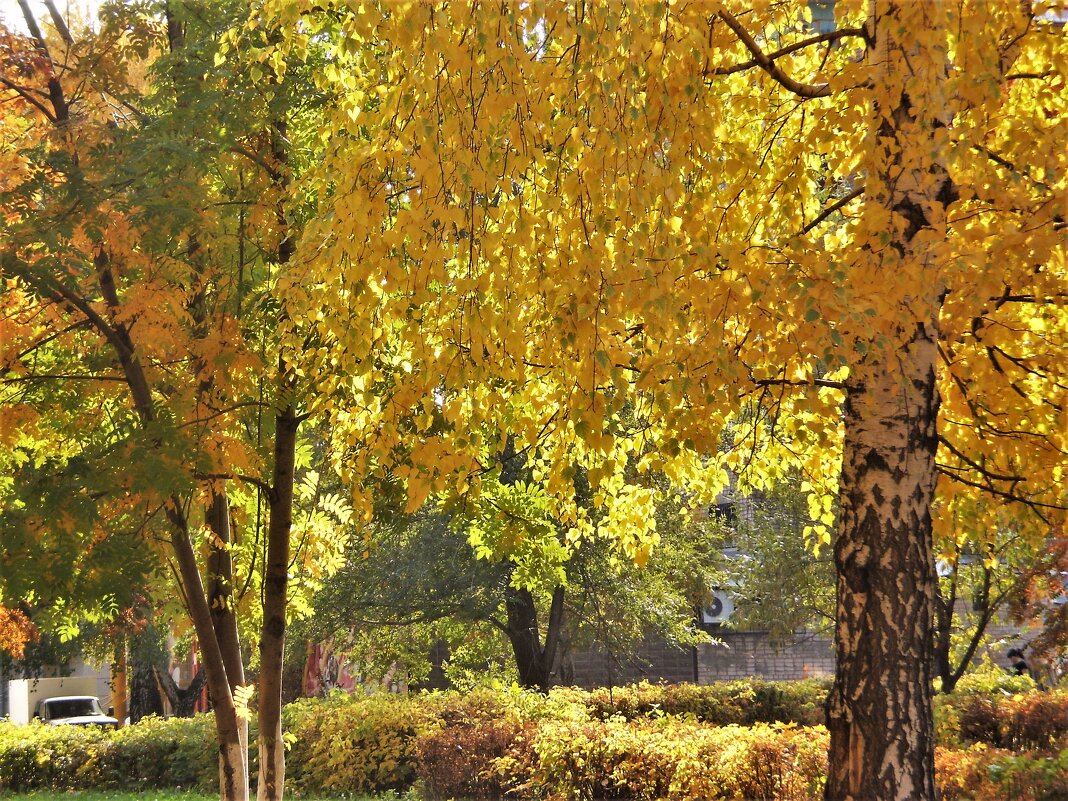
left=155, top=665, right=207, bottom=717
left=826, top=345, right=940, bottom=801
left=129, top=661, right=165, bottom=722
left=825, top=3, right=951, bottom=800
left=504, top=585, right=564, bottom=693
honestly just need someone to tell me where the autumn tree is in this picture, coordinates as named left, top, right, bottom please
left=718, top=479, right=837, bottom=642
left=261, top=2, right=1066, bottom=800
left=307, top=470, right=718, bottom=691
left=0, top=3, right=346, bottom=799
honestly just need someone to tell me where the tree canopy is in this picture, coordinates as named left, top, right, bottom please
left=255, top=2, right=1065, bottom=798
left=2, top=2, right=1065, bottom=800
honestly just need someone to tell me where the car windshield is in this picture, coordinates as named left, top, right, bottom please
left=43, top=698, right=102, bottom=719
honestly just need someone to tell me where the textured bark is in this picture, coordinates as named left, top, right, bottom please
left=129, top=659, right=165, bottom=723
left=169, top=510, right=249, bottom=801
left=154, top=664, right=208, bottom=717
left=826, top=344, right=940, bottom=801
left=825, top=3, right=951, bottom=800
left=504, top=585, right=565, bottom=693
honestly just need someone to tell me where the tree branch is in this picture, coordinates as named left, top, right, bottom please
left=971, top=143, right=1051, bottom=191
left=753, top=377, right=848, bottom=390
left=937, top=434, right=1026, bottom=484
left=197, top=472, right=273, bottom=497
left=936, top=467, right=1062, bottom=521
left=711, top=26, right=867, bottom=77
left=1, top=373, right=127, bottom=384
left=16, top=0, right=69, bottom=123
left=0, top=76, right=59, bottom=123
left=717, top=11, right=833, bottom=99
left=801, top=185, right=865, bottom=235
left=43, top=0, right=74, bottom=46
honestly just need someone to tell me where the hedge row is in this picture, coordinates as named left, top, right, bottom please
left=2, top=683, right=1067, bottom=799
left=0, top=714, right=217, bottom=793
left=571, top=678, right=831, bottom=727
left=935, top=690, right=1068, bottom=751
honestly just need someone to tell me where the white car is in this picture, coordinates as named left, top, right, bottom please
left=34, top=695, right=119, bottom=727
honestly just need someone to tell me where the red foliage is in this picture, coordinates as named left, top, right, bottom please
left=0, top=606, right=38, bottom=660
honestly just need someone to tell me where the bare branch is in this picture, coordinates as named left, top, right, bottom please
left=2, top=373, right=127, bottom=384
left=972, top=143, right=1052, bottom=191
left=230, top=146, right=283, bottom=182
left=937, top=434, right=1026, bottom=483
left=936, top=467, right=1063, bottom=521
left=197, top=472, right=273, bottom=497
left=753, top=377, right=847, bottom=390
left=16, top=0, right=69, bottom=122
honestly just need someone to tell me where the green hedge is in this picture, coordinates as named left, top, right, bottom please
left=577, top=679, right=830, bottom=726
left=0, top=715, right=219, bottom=794
left=3, top=682, right=1067, bottom=800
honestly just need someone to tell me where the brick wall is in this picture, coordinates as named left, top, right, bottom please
left=564, top=639, right=698, bottom=687
left=696, top=628, right=835, bottom=683
left=562, top=628, right=837, bottom=688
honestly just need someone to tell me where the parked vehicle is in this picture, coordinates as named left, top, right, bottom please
left=34, top=695, right=118, bottom=727
left=4, top=676, right=112, bottom=724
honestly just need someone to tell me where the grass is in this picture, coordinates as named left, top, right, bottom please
left=0, top=793, right=217, bottom=801
left=0, top=793, right=382, bottom=801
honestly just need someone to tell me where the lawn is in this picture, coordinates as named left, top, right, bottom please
left=0, top=793, right=216, bottom=801
left=0, top=793, right=373, bottom=801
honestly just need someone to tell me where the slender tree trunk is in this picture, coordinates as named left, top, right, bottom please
left=825, top=3, right=951, bottom=799
left=169, top=507, right=249, bottom=801
left=933, top=567, right=956, bottom=693
left=206, top=489, right=249, bottom=786
left=257, top=405, right=298, bottom=801
left=111, top=637, right=127, bottom=727
left=256, top=115, right=299, bottom=801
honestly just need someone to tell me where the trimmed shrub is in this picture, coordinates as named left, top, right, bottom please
left=984, top=748, right=1068, bottom=801
left=521, top=716, right=828, bottom=801
left=583, top=679, right=829, bottom=727
left=0, top=714, right=226, bottom=794
left=415, top=717, right=522, bottom=799
left=107, top=713, right=219, bottom=792
left=2, top=682, right=1066, bottom=800
left=0, top=720, right=110, bottom=792
left=937, top=744, right=1068, bottom=801
left=412, top=687, right=527, bottom=799
left=283, top=691, right=432, bottom=794
left=938, top=690, right=1068, bottom=750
